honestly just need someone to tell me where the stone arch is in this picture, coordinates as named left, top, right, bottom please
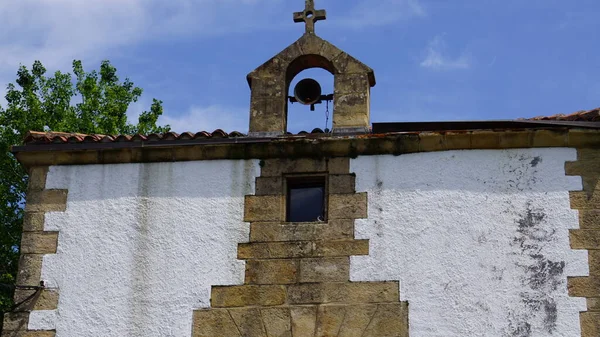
left=247, top=34, right=375, bottom=136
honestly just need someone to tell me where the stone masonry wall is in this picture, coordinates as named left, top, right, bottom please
left=192, top=157, right=409, bottom=337
left=3, top=167, right=67, bottom=337
left=566, top=148, right=600, bottom=336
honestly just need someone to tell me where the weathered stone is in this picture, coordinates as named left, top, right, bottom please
left=419, top=133, right=445, bottom=152
left=331, top=52, right=351, bottom=74
left=239, top=240, right=368, bottom=259
left=329, top=193, right=367, bottom=219
left=1, top=331, right=56, bottom=337
left=245, top=259, right=298, bottom=284
left=580, top=311, right=600, bottom=337
left=333, top=74, right=369, bottom=95
left=438, top=132, right=468, bottom=151
left=570, top=191, right=599, bottom=210
left=16, top=255, right=43, bottom=286
left=34, top=290, right=59, bottom=310
left=290, top=306, right=317, bottom=337
left=22, top=213, right=45, bottom=232
left=20, top=232, right=58, bottom=254
left=2, top=312, right=29, bottom=331
left=139, top=148, right=173, bottom=163
left=27, top=167, right=49, bottom=191
left=13, top=289, right=59, bottom=311
left=587, top=298, right=600, bottom=312
left=470, top=131, right=500, bottom=149
left=261, top=158, right=327, bottom=177
left=228, top=308, right=268, bottom=337
left=24, top=190, right=67, bottom=213
left=362, top=303, right=409, bottom=337
left=327, top=158, right=350, bottom=174
left=314, top=240, right=369, bottom=257
left=238, top=241, right=312, bottom=259
left=580, top=210, right=600, bottom=229
left=577, top=148, right=600, bottom=161
left=336, top=304, right=378, bottom=336
left=255, top=177, right=284, bottom=196
left=344, top=58, right=374, bottom=76
left=533, top=129, right=567, bottom=147
left=211, top=285, right=286, bottom=307
left=570, top=229, right=600, bottom=249
left=569, top=129, right=600, bottom=148
left=565, top=158, right=600, bottom=177
left=192, top=309, right=241, bottom=337
left=316, top=305, right=346, bottom=336
left=498, top=131, right=533, bottom=149
left=296, top=34, right=325, bottom=55
left=293, top=0, right=326, bottom=35
left=100, top=149, right=134, bottom=163
left=299, top=257, right=350, bottom=283
left=250, top=77, right=286, bottom=99
left=276, top=42, right=303, bottom=64
left=590, top=251, right=600, bottom=276
left=396, top=134, right=421, bottom=153
left=332, top=93, right=370, bottom=129
left=261, top=307, right=292, bottom=337
left=249, top=220, right=354, bottom=242
left=249, top=98, right=286, bottom=135
left=568, top=277, right=600, bottom=297
left=328, top=174, right=355, bottom=194
left=244, top=196, right=283, bottom=222
left=288, top=282, right=399, bottom=304
left=319, top=40, right=343, bottom=65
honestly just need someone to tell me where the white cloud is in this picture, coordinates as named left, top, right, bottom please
left=159, top=105, right=248, bottom=133
left=420, top=35, right=471, bottom=70
left=0, top=0, right=283, bottom=101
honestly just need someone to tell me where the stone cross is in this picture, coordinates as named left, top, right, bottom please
left=293, top=0, right=327, bottom=34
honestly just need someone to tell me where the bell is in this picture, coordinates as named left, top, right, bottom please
left=294, top=78, right=322, bottom=106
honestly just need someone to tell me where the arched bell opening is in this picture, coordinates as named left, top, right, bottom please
left=285, top=55, right=336, bottom=133
left=247, top=33, right=375, bottom=136
left=287, top=68, right=334, bottom=134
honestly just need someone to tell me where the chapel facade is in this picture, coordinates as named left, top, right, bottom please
left=3, top=1, right=600, bottom=336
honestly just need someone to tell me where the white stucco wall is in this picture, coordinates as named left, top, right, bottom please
left=27, top=148, right=589, bottom=337
left=28, top=160, right=259, bottom=336
left=350, top=148, right=588, bottom=337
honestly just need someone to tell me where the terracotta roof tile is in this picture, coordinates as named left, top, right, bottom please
left=23, top=130, right=248, bottom=145
left=20, top=107, right=600, bottom=146
left=526, top=107, right=599, bottom=122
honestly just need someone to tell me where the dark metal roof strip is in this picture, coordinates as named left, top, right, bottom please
left=372, top=120, right=600, bottom=133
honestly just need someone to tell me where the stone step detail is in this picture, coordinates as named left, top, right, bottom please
left=193, top=303, right=409, bottom=337
left=3, top=167, right=65, bottom=337
left=193, top=158, right=409, bottom=336
left=565, top=148, right=600, bottom=336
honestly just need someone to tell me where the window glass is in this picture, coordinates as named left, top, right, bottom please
left=287, top=179, right=325, bottom=222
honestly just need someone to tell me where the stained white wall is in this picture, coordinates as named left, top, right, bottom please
left=28, top=149, right=589, bottom=337
left=350, top=149, right=588, bottom=337
left=28, top=160, right=259, bottom=336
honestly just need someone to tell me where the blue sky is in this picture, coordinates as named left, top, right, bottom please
left=0, top=0, right=599, bottom=133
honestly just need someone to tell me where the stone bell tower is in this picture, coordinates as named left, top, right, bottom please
left=247, top=0, right=376, bottom=136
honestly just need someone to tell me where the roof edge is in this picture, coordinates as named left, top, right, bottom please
left=12, top=129, right=600, bottom=169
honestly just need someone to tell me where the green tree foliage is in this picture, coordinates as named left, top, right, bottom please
left=0, top=60, right=170, bottom=315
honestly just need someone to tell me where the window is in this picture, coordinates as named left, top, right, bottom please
left=286, top=175, right=326, bottom=222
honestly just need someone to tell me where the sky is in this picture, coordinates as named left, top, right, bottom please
left=0, top=0, right=599, bottom=134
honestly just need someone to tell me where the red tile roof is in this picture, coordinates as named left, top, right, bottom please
left=20, top=108, right=599, bottom=145
left=526, top=107, right=599, bottom=122
left=23, top=130, right=245, bottom=145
